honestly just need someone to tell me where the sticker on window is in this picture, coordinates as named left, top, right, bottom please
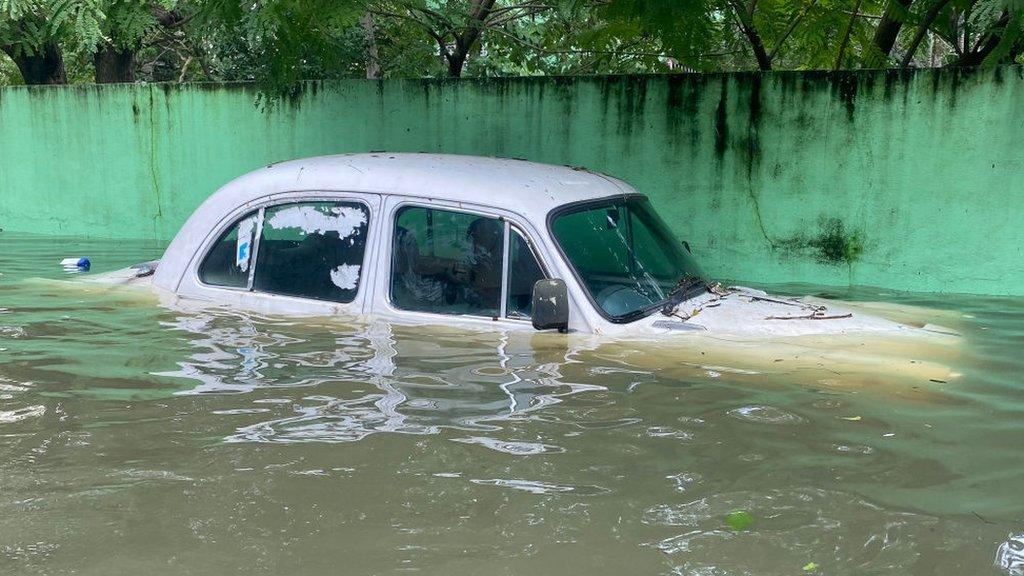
left=266, top=205, right=366, bottom=239
left=236, top=215, right=257, bottom=272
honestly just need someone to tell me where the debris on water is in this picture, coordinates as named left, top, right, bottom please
left=725, top=510, right=754, bottom=531
left=765, top=311, right=853, bottom=321
left=803, top=561, right=820, bottom=572
left=839, top=415, right=862, bottom=421
left=666, top=472, right=702, bottom=492
left=833, top=443, right=875, bottom=455
left=60, top=257, right=90, bottom=272
left=971, top=510, right=995, bottom=525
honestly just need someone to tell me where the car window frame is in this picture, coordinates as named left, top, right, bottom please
left=384, top=200, right=549, bottom=323
left=546, top=192, right=655, bottom=325
left=505, top=224, right=549, bottom=321
left=193, top=194, right=375, bottom=306
left=195, top=208, right=263, bottom=291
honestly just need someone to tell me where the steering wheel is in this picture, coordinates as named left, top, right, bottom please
left=594, top=285, right=651, bottom=317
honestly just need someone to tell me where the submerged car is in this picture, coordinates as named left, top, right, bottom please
left=91, top=153, right=959, bottom=383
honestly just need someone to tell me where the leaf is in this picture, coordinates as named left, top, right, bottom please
left=725, top=509, right=754, bottom=531
left=803, top=561, right=820, bottom=571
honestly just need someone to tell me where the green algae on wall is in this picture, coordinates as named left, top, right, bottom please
left=0, top=68, right=1021, bottom=296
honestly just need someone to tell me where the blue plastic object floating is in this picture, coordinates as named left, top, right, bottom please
left=60, top=257, right=91, bottom=272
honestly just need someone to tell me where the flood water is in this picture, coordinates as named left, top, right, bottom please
left=2, top=233, right=1023, bottom=576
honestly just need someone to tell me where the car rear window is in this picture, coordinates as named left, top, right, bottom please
left=252, top=202, right=370, bottom=303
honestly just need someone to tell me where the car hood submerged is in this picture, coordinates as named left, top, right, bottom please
left=637, top=286, right=959, bottom=339
left=606, top=286, right=964, bottom=395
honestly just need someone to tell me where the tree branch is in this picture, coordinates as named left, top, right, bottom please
left=729, top=0, right=772, bottom=70
left=834, top=0, right=863, bottom=69
left=900, top=0, right=952, bottom=67
left=873, top=0, right=915, bottom=58
left=768, top=0, right=819, bottom=61
left=483, top=26, right=675, bottom=58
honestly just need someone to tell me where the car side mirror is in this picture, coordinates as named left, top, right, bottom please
left=532, top=279, right=569, bottom=332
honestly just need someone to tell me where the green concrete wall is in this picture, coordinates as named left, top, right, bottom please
left=0, top=69, right=1021, bottom=295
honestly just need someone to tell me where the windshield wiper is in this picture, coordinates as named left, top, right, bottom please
left=660, top=275, right=707, bottom=316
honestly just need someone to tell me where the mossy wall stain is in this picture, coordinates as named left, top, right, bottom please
left=778, top=217, right=864, bottom=266
left=714, top=81, right=729, bottom=158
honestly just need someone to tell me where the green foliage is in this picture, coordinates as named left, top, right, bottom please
left=600, top=0, right=725, bottom=69
left=0, top=0, right=103, bottom=57
left=1, top=0, right=1022, bottom=90
left=104, top=0, right=164, bottom=50
left=0, top=49, right=21, bottom=81
left=195, top=0, right=364, bottom=96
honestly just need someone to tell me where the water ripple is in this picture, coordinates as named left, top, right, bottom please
left=0, top=405, right=45, bottom=423
left=451, top=436, right=565, bottom=455
left=469, top=478, right=610, bottom=496
left=726, top=405, right=805, bottom=425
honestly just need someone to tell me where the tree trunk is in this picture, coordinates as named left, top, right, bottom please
left=2, top=41, right=67, bottom=84
left=446, top=53, right=467, bottom=77
left=361, top=12, right=381, bottom=79
left=873, top=0, right=914, bottom=58
left=94, top=44, right=135, bottom=83
left=731, top=1, right=772, bottom=70
left=445, top=0, right=497, bottom=77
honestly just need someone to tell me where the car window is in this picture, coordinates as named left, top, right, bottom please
left=505, top=230, right=545, bottom=319
left=391, top=206, right=504, bottom=317
left=198, top=211, right=259, bottom=288
left=252, top=201, right=369, bottom=303
left=551, top=196, right=703, bottom=322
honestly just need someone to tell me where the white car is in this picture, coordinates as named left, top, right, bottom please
left=93, top=153, right=959, bottom=383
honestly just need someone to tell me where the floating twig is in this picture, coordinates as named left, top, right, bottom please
left=765, top=312, right=854, bottom=321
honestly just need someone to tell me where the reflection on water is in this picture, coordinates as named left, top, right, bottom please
left=157, top=313, right=603, bottom=443
left=2, top=233, right=1024, bottom=575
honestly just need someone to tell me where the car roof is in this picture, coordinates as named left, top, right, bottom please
left=225, top=153, right=635, bottom=214
left=153, top=153, right=637, bottom=292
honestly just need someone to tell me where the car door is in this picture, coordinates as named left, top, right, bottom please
left=368, top=195, right=549, bottom=330
left=186, top=191, right=382, bottom=316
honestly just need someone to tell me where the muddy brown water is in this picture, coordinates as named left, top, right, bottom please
left=1, top=234, right=1023, bottom=575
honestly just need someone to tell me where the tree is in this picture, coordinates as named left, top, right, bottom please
left=94, top=1, right=191, bottom=83
left=0, top=0, right=104, bottom=84
left=2, top=0, right=1022, bottom=89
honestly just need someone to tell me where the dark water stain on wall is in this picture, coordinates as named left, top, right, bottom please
left=616, top=76, right=649, bottom=136
left=665, top=74, right=707, bottom=148
left=834, top=73, right=859, bottom=122
left=778, top=217, right=864, bottom=265
left=744, top=74, right=763, bottom=169
left=714, top=80, right=728, bottom=158
left=880, top=68, right=915, bottom=102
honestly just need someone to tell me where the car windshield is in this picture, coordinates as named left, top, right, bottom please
left=551, top=196, right=706, bottom=322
